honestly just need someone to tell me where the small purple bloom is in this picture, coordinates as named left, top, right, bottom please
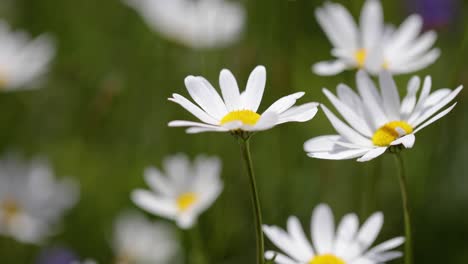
left=408, top=0, right=459, bottom=30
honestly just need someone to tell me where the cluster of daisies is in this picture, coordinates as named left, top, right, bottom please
left=0, top=0, right=463, bottom=263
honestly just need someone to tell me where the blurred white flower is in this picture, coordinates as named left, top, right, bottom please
left=169, top=65, right=319, bottom=134
left=132, top=154, right=223, bottom=229
left=304, top=71, right=462, bottom=162
left=313, top=0, right=440, bottom=76
left=0, top=154, right=79, bottom=244
left=70, top=260, right=97, bottom=264
left=113, top=211, right=179, bottom=264
left=123, top=0, right=245, bottom=49
left=0, top=20, right=55, bottom=90
left=263, top=204, right=404, bottom=264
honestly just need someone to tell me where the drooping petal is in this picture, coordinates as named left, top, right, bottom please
left=356, top=147, right=387, bottom=162
left=308, top=148, right=371, bottom=160
left=131, top=190, right=177, bottom=219
left=390, top=134, right=415, bottom=148
left=276, top=103, right=319, bottom=124
left=304, top=135, right=342, bottom=153
left=168, top=94, right=219, bottom=125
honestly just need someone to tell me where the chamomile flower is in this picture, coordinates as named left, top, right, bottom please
left=0, top=20, right=55, bottom=90
left=169, top=66, right=319, bottom=134
left=313, top=0, right=440, bottom=75
left=304, top=71, right=462, bottom=162
left=131, top=154, right=223, bottom=229
left=0, top=154, right=79, bottom=244
left=123, top=0, right=245, bottom=49
left=113, top=211, right=179, bottom=264
left=263, top=204, right=404, bottom=264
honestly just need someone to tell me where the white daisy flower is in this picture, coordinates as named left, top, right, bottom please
left=263, top=204, right=404, bottom=264
left=0, top=154, right=79, bottom=244
left=304, top=71, right=462, bottom=162
left=0, top=20, right=55, bottom=90
left=131, top=154, right=223, bottom=229
left=112, top=211, right=179, bottom=264
left=313, top=0, right=440, bottom=76
left=168, top=65, right=319, bottom=134
left=123, top=0, right=245, bottom=49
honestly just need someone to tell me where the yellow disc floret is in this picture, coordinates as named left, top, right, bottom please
left=354, top=49, right=367, bottom=68
left=1, top=199, right=20, bottom=223
left=220, top=110, right=261, bottom=126
left=176, top=192, right=198, bottom=212
left=0, top=70, right=8, bottom=89
left=372, top=121, right=413, bottom=146
left=309, top=254, right=346, bottom=264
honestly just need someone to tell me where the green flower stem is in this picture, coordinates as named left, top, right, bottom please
left=238, top=137, right=265, bottom=264
left=394, top=152, right=413, bottom=264
left=188, top=225, right=208, bottom=264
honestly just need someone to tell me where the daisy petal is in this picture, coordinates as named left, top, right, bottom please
left=249, top=111, right=278, bottom=131
left=304, top=135, right=341, bottom=153
left=219, top=69, right=241, bottom=111
left=169, top=94, right=218, bottom=125
left=186, top=126, right=228, bottom=133
left=379, top=71, right=401, bottom=120
left=131, top=190, right=177, bottom=219
left=334, top=213, right=359, bottom=257
left=414, top=102, right=457, bottom=134
left=355, top=212, right=383, bottom=254
left=311, top=204, right=335, bottom=254
left=308, top=148, right=371, bottom=160
left=185, top=76, right=226, bottom=119
left=287, top=216, right=315, bottom=257
left=400, top=76, right=420, bottom=119
left=168, top=120, right=221, bottom=129
left=265, top=251, right=296, bottom=264
left=144, top=167, right=173, bottom=196
left=356, top=71, right=387, bottom=128
left=313, top=60, right=348, bottom=76
left=390, top=134, right=415, bottom=148
left=356, top=147, right=387, bottom=162
left=367, top=237, right=405, bottom=255
left=360, top=0, right=383, bottom=50
left=276, top=103, right=319, bottom=124
left=263, top=225, right=307, bottom=261
left=242, top=65, right=266, bottom=111
left=264, top=92, right=305, bottom=114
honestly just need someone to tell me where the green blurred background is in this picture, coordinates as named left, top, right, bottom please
left=0, top=0, right=467, bottom=263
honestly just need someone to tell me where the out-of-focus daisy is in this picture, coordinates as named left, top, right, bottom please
left=304, top=71, right=462, bottom=162
left=112, top=211, right=179, bottom=264
left=169, top=65, right=318, bottom=134
left=70, top=260, right=97, bottom=264
left=0, top=20, right=55, bottom=91
left=132, top=154, right=223, bottom=229
left=0, top=154, right=79, bottom=244
left=123, top=0, right=245, bottom=49
left=263, top=204, right=404, bottom=264
left=313, top=0, right=440, bottom=75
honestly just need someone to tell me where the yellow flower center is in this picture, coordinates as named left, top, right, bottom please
left=309, top=254, right=345, bottom=264
left=354, top=49, right=367, bottom=68
left=382, top=59, right=390, bottom=70
left=1, top=199, right=20, bottom=223
left=176, top=192, right=198, bottom=212
left=220, top=110, right=261, bottom=126
left=372, top=121, right=413, bottom=146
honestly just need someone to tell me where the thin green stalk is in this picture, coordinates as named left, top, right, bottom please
left=189, top=225, right=208, bottom=264
left=238, top=138, right=264, bottom=264
left=393, top=153, right=413, bottom=264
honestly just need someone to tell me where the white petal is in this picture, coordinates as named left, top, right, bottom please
left=400, top=76, right=420, bottom=119
left=241, top=65, right=266, bottom=111
left=264, top=92, right=305, bottom=114
left=367, top=250, right=403, bottom=262
left=355, top=212, right=383, bottom=254
left=131, top=190, right=177, bottom=219
left=185, top=76, right=226, bottom=119
left=176, top=213, right=197, bottom=229
left=378, top=71, right=401, bottom=120
left=308, top=148, right=371, bottom=160
left=304, top=135, right=341, bottom=153
left=144, top=167, right=173, bottom=196
left=168, top=120, right=220, bottom=128
left=247, top=111, right=278, bottom=131
left=315, top=7, right=346, bottom=50
left=169, top=94, right=218, bottom=125
left=186, top=126, right=228, bottom=133
left=321, top=104, right=372, bottom=147
left=412, top=86, right=462, bottom=127
left=323, top=88, right=373, bottom=137
left=287, top=216, right=315, bottom=258
left=404, top=31, right=437, bottom=59
left=219, top=69, right=241, bottom=111
left=357, top=147, right=387, bottom=162
left=393, top=48, right=440, bottom=74
left=334, top=213, right=359, bottom=257
left=360, top=0, right=383, bottom=50
left=356, top=71, right=388, bottom=128
left=408, top=76, right=432, bottom=122
left=311, top=204, right=335, bottom=254
left=324, top=2, right=359, bottom=51
left=313, top=60, right=348, bottom=76
left=276, top=103, right=319, bottom=124
left=414, top=102, right=457, bottom=134
left=390, top=134, right=415, bottom=148
left=422, top=88, right=452, bottom=108
left=367, top=237, right=405, bottom=255
left=387, top=15, right=423, bottom=54
left=265, top=251, right=296, bottom=264
left=263, top=225, right=308, bottom=261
